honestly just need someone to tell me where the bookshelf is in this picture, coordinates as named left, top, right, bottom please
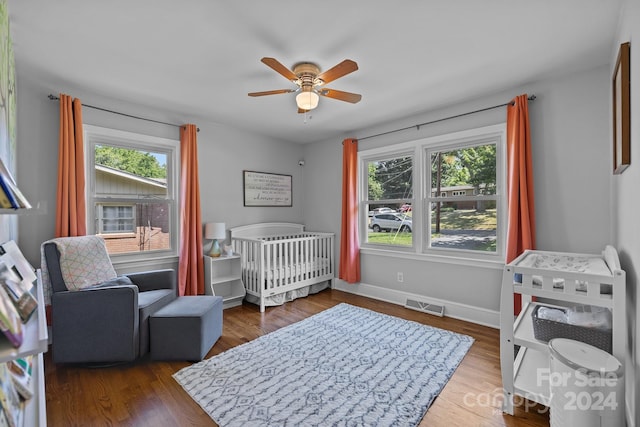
left=0, top=259, right=48, bottom=426
left=204, top=254, right=245, bottom=308
left=0, top=209, right=32, bottom=215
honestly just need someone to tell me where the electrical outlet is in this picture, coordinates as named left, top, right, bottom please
left=397, top=272, right=403, bottom=283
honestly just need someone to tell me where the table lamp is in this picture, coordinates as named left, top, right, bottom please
left=204, top=222, right=226, bottom=257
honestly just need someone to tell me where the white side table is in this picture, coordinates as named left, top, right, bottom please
left=204, top=253, right=246, bottom=309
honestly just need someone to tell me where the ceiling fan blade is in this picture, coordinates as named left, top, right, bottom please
left=248, top=89, right=296, bottom=97
left=261, top=57, right=298, bottom=82
left=319, top=88, right=362, bottom=103
left=316, top=59, right=358, bottom=84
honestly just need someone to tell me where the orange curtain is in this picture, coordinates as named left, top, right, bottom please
left=339, top=138, right=360, bottom=283
left=178, top=124, right=204, bottom=296
left=55, top=94, right=86, bottom=237
left=506, top=94, right=536, bottom=314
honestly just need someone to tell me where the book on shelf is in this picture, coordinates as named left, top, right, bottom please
left=0, top=287, right=22, bottom=349
left=0, top=178, right=17, bottom=211
left=0, top=183, right=13, bottom=210
left=0, top=242, right=36, bottom=287
left=0, top=363, right=23, bottom=427
left=0, top=268, right=36, bottom=324
left=0, top=179, right=29, bottom=210
left=0, top=243, right=37, bottom=324
left=0, top=158, right=30, bottom=210
left=7, top=357, right=33, bottom=401
left=0, top=264, right=38, bottom=323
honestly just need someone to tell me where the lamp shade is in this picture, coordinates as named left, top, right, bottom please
left=296, top=90, right=319, bottom=110
left=204, top=222, right=226, bottom=240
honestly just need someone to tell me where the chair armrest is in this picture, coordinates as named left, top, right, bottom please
left=125, top=269, right=177, bottom=295
left=51, top=285, right=140, bottom=363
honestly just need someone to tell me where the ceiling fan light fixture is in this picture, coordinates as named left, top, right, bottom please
left=296, top=90, right=319, bottom=110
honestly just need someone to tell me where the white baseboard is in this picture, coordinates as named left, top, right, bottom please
left=333, top=280, right=500, bottom=329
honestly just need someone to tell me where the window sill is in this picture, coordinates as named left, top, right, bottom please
left=110, top=253, right=179, bottom=270
left=360, top=246, right=504, bottom=270
left=99, top=232, right=136, bottom=239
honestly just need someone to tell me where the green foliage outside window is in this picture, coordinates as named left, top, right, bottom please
left=95, top=145, right=166, bottom=179
left=431, top=144, right=496, bottom=194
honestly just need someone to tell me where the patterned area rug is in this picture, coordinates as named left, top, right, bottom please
left=173, top=303, right=474, bottom=426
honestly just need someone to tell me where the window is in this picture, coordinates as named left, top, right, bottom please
left=360, top=124, right=506, bottom=261
left=428, top=141, right=501, bottom=254
left=98, top=204, right=135, bottom=233
left=85, top=126, right=179, bottom=260
left=362, top=153, right=414, bottom=248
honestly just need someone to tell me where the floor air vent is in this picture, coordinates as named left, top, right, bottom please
left=405, top=299, right=445, bottom=317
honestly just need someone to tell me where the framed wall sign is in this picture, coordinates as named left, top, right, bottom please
left=243, top=170, right=292, bottom=207
left=613, top=42, right=630, bottom=174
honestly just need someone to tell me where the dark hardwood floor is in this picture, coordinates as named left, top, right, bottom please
left=44, top=289, right=550, bottom=426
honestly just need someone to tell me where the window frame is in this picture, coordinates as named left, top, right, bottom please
left=424, top=133, right=505, bottom=259
left=84, top=125, right=179, bottom=263
left=359, top=123, right=506, bottom=265
left=359, top=149, right=416, bottom=251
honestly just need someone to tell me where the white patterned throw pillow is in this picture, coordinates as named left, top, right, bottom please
left=55, top=236, right=117, bottom=291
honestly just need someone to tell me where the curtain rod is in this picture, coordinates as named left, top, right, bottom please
left=47, top=94, right=199, bottom=132
left=358, top=95, right=536, bottom=141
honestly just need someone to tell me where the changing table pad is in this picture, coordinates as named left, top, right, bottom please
left=518, top=253, right=612, bottom=276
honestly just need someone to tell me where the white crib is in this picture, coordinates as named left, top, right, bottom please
left=230, top=223, right=335, bottom=312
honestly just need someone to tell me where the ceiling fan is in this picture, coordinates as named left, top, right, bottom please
left=248, top=57, right=362, bottom=113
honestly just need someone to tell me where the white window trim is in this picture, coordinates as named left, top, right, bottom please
left=359, top=123, right=506, bottom=266
left=84, top=125, right=180, bottom=263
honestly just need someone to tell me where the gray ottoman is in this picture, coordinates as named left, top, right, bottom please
left=150, top=295, right=223, bottom=361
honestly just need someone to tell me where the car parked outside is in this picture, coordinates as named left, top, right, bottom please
left=368, top=207, right=396, bottom=217
left=399, top=204, right=412, bottom=212
left=369, top=213, right=412, bottom=232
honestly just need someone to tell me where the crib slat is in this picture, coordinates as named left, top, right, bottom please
left=293, top=239, right=298, bottom=285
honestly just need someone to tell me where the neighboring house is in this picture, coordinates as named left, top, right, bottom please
left=94, top=165, right=169, bottom=254
left=431, top=185, right=492, bottom=210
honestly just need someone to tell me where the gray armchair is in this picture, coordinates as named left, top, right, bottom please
left=42, top=236, right=177, bottom=364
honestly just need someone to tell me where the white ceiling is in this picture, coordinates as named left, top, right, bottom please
left=8, top=0, right=622, bottom=144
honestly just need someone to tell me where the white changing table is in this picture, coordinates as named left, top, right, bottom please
left=499, top=246, right=626, bottom=415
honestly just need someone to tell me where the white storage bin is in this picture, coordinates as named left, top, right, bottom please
left=548, top=338, right=624, bottom=427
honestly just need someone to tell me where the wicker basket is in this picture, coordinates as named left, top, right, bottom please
left=531, top=305, right=612, bottom=353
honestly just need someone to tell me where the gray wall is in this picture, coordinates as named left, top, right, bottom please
left=303, top=64, right=612, bottom=317
left=612, top=0, right=638, bottom=424
left=13, top=67, right=305, bottom=269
